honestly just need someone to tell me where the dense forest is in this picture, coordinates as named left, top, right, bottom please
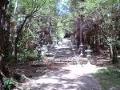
left=0, top=0, right=120, bottom=90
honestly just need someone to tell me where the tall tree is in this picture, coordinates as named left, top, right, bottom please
left=0, top=0, right=11, bottom=88
left=12, top=0, right=47, bottom=61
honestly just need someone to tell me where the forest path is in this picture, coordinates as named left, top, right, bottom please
left=15, top=38, right=103, bottom=90
left=18, top=64, right=102, bottom=90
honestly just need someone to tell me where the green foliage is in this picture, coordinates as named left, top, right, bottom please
left=18, top=49, right=38, bottom=62
left=7, top=0, right=120, bottom=63
left=3, top=78, right=15, bottom=90
left=95, top=67, right=120, bottom=90
left=17, top=29, right=38, bottom=62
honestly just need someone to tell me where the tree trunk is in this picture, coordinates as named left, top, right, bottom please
left=14, top=16, right=29, bottom=61
left=0, top=0, right=11, bottom=87
left=109, top=44, right=118, bottom=64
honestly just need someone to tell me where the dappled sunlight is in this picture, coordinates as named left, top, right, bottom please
left=55, top=39, right=72, bottom=49
left=61, top=62, right=106, bottom=79
left=1, top=0, right=119, bottom=90
left=13, top=38, right=105, bottom=90
left=17, top=62, right=103, bottom=90
left=32, top=78, right=59, bottom=84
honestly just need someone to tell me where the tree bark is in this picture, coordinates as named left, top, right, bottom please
left=109, top=44, right=118, bottom=64
left=0, top=0, right=11, bottom=87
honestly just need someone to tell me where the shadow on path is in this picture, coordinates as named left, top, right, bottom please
left=18, top=64, right=102, bottom=90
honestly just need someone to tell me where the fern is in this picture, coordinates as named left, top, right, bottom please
left=3, top=78, right=15, bottom=90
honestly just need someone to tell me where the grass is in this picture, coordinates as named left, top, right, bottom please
left=94, top=67, right=120, bottom=90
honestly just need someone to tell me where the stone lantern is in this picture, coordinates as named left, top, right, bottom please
left=41, top=45, right=48, bottom=57
left=79, top=43, right=84, bottom=57
left=36, top=45, right=42, bottom=61
left=85, top=46, right=92, bottom=61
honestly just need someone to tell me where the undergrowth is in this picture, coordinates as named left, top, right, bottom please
left=95, top=67, right=120, bottom=90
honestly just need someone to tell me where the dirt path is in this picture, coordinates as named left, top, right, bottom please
left=15, top=39, right=104, bottom=90
left=16, top=63, right=103, bottom=90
